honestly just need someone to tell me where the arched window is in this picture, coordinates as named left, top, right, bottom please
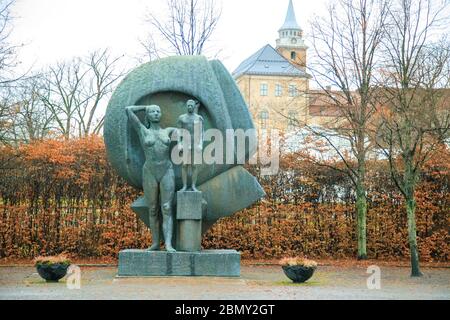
left=291, top=51, right=297, bottom=60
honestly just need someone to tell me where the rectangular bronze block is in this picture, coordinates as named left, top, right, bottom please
left=177, top=220, right=202, bottom=252
left=118, top=250, right=241, bottom=277
left=176, top=191, right=203, bottom=252
left=176, top=191, right=203, bottom=220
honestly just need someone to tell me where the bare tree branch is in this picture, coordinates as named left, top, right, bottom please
left=39, top=49, right=125, bottom=139
left=141, top=0, right=222, bottom=60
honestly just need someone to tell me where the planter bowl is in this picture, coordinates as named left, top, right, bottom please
left=36, top=263, right=70, bottom=282
left=282, top=265, right=316, bottom=283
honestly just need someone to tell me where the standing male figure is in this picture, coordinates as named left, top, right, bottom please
left=177, top=100, right=204, bottom=192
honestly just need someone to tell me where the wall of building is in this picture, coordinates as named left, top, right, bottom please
left=235, top=74, right=309, bottom=132
left=277, top=47, right=307, bottom=68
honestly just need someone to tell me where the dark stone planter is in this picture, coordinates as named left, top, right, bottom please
left=282, top=265, right=316, bottom=283
left=36, top=263, right=70, bottom=282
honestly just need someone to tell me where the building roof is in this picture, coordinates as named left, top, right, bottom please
left=232, top=44, right=309, bottom=79
left=309, top=90, right=347, bottom=117
left=279, top=0, right=301, bottom=31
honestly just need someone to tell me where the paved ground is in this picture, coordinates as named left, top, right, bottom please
left=0, top=265, right=448, bottom=300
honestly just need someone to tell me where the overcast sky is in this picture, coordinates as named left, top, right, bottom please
left=9, top=0, right=450, bottom=78
left=9, top=0, right=330, bottom=74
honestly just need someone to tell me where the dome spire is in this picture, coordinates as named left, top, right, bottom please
left=279, top=0, right=300, bottom=31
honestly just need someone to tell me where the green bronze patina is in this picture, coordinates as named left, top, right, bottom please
left=104, top=56, right=265, bottom=244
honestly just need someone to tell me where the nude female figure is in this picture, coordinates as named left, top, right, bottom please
left=126, top=105, right=176, bottom=252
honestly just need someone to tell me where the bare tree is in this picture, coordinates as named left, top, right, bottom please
left=141, top=0, right=222, bottom=60
left=0, top=0, right=20, bottom=87
left=300, top=0, right=389, bottom=259
left=39, top=57, right=86, bottom=139
left=9, top=75, right=55, bottom=143
left=376, top=0, right=450, bottom=277
left=39, top=49, right=124, bottom=139
left=75, top=50, right=124, bottom=136
left=0, top=0, right=26, bottom=144
left=0, top=86, right=14, bottom=144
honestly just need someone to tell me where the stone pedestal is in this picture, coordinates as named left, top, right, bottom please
left=176, top=191, right=203, bottom=252
left=118, top=250, right=241, bottom=277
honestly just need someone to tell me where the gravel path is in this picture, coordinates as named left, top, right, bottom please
left=0, top=265, right=448, bottom=300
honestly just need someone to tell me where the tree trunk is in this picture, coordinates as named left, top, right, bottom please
left=404, top=156, right=423, bottom=277
left=356, top=145, right=368, bottom=260
left=356, top=181, right=368, bottom=260
left=406, top=195, right=423, bottom=277
left=65, top=118, right=71, bottom=140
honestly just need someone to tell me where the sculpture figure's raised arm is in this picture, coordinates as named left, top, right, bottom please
left=126, top=106, right=146, bottom=135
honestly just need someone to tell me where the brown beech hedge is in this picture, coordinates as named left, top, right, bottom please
left=0, top=136, right=448, bottom=261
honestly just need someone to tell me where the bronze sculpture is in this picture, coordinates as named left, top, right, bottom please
left=177, top=100, right=204, bottom=192
left=126, top=105, right=176, bottom=252
left=105, top=56, right=265, bottom=276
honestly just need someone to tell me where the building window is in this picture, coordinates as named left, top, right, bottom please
left=259, top=110, right=269, bottom=129
left=275, top=84, right=282, bottom=97
left=289, top=84, right=298, bottom=97
left=260, top=83, right=268, bottom=96
left=291, top=51, right=297, bottom=60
